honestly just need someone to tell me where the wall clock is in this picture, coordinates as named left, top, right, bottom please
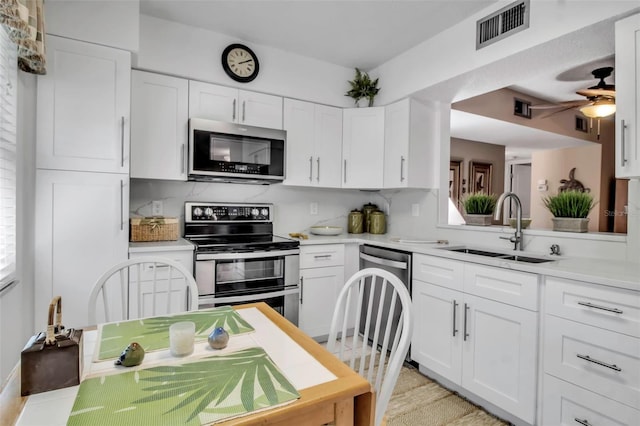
left=221, top=43, right=260, bottom=83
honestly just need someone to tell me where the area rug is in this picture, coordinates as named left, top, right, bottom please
left=385, top=364, right=508, bottom=426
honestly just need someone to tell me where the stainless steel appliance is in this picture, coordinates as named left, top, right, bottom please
left=359, top=245, right=412, bottom=359
left=188, top=118, right=286, bottom=183
left=184, top=202, right=300, bottom=325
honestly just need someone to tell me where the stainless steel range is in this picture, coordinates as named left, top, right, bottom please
left=184, top=202, right=300, bottom=325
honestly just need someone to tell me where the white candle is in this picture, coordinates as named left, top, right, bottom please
left=169, top=321, right=195, bottom=357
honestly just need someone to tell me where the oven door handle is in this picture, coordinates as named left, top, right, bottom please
left=198, top=288, right=300, bottom=306
left=196, top=249, right=300, bottom=261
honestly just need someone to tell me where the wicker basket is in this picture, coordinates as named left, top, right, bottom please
left=130, top=217, right=179, bottom=242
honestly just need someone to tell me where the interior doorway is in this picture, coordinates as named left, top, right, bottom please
left=508, top=163, right=531, bottom=218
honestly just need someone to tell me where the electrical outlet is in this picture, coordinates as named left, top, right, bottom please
left=310, top=202, right=318, bottom=215
left=152, top=200, right=163, bottom=216
left=411, top=203, right=420, bottom=217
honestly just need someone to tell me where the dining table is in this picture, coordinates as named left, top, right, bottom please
left=1, top=302, right=375, bottom=426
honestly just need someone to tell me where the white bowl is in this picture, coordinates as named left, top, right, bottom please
left=309, top=226, right=343, bottom=236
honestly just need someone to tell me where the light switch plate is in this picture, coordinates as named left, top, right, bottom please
left=412, top=203, right=420, bottom=217
left=310, top=202, right=318, bottom=215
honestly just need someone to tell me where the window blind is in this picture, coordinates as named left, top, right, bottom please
left=0, top=26, right=17, bottom=292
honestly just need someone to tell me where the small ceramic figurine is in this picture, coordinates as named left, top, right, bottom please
left=114, top=342, right=145, bottom=367
left=208, top=327, right=229, bottom=349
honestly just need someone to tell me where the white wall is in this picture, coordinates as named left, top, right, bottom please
left=137, top=15, right=354, bottom=107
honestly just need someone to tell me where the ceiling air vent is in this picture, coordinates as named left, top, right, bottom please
left=476, top=0, right=530, bottom=50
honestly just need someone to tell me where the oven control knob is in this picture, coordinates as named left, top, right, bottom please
left=260, top=208, right=269, bottom=217
left=193, top=207, right=203, bottom=217
left=251, top=208, right=259, bottom=217
left=204, top=207, right=214, bottom=217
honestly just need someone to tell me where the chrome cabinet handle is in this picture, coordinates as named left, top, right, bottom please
left=300, top=276, right=304, bottom=304
left=343, top=160, right=347, bottom=183
left=400, top=156, right=405, bottom=182
left=120, top=180, right=124, bottom=231
left=308, top=156, right=313, bottom=182
left=232, top=99, right=236, bottom=121
left=576, top=354, right=622, bottom=371
left=120, top=116, right=125, bottom=167
left=181, top=144, right=186, bottom=174
left=574, top=418, right=592, bottom=426
left=463, top=303, right=469, bottom=341
left=577, top=301, right=623, bottom=314
left=620, top=119, right=627, bottom=167
left=242, top=101, right=246, bottom=122
left=452, top=300, right=458, bottom=337
left=313, top=254, right=332, bottom=259
left=317, top=157, right=320, bottom=182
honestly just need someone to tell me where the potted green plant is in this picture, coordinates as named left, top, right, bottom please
left=462, top=193, right=497, bottom=226
left=542, top=190, right=595, bottom=233
left=345, top=68, right=380, bottom=107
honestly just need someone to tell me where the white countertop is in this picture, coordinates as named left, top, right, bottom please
left=129, top=238, right=194, bottom=253
left=298, top=233, right=640, bottom=291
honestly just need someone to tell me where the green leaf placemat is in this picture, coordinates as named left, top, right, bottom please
left=69, top=347, right=300, bottom=426
left=96, top=307, right=254, bottom=361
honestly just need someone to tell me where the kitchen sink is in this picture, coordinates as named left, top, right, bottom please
left=446, top=247, right=554, bottom=263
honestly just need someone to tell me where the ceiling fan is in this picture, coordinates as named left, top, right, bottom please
left=530, top=67, right=616, bottom=119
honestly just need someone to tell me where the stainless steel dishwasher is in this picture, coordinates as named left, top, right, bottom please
left=359, top=244, right=412, bottom=359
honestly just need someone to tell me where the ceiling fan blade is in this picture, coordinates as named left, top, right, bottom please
left=576, top=87, right=615, bottom=97
left=530, top=100, right=590, bottom=110
left=536, top=105, right=580, bottom=119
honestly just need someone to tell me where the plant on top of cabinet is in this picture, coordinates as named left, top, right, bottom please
left=462, top=193, right=497, bottom=226
left=542, top=190, right=595, bottom=232
left=345, top=68, right=380, bottom=107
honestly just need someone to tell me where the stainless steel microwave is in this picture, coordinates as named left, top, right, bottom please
left=188, top=118, right=286, bottom=183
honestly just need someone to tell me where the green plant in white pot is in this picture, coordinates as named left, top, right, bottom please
left=345, top=68, right=380, bottom=107
left=462, top=193, right=497, bottom=226
left=542, top=190, right=595, bottom=233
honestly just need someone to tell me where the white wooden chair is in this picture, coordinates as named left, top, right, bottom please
left=327, top=268, right=413, bottom=426
left=88, top=257, right=198, bottom=325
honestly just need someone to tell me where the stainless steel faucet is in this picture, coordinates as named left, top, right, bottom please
left=494, top=192, right=523, bottom=251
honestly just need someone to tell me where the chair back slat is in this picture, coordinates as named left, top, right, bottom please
left=327, top=268, right=413, bottom=426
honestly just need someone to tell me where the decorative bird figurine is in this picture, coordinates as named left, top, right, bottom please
left=114, top=342, right=145, bottom=367
left=208, top=327, right=229, bottom=349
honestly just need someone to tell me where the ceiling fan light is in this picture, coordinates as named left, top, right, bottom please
left=579, top=98, right=616, bottom=118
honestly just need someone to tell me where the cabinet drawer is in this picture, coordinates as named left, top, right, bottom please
left=300, top=244, right=344, bottom=269
left=543, top=374, right=640, bottom=426
left=128, top=251, right=194, bottom=281
left=545, top=276, right=640, bottom=338
left=545, top=315, right=640, bottom=409
left=413, top=254, right=463, bottom=291
left=464, top=264, right=538, bottom=310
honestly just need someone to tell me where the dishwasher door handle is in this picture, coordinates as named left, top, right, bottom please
left=359, top=252, right=408, bottom=270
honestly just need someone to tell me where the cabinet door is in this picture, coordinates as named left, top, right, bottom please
left=131, top=71, right=188, bottom=180
left=314, top=104, right=343, bottom=188
left=384, top=99, right=410, bottom=188
left=238, top=90, right=283, bottom=129
left=283, top=99, right=315, bottom=186
left=188, top=80, right=237, bottom=122
left=411, top=280, right=463, bottom=384
left=299, top=265, right=344, bottom=339
left=37, top=35, right=131, bottom=173
left=615, top=14, right=640, bottom=178
left=342, top=107, right=385, bottom=189
left=35, top=170, right=129, bottom=328
left=461, top=294, right=537, bottom=424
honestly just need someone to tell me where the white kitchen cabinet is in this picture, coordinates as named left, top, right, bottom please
left=615, top=14, right=640, bottom=178
left=299, top=244, right=345, bottom=339
left=283, top=99, right=342, bottom=187
left=542, top=276, right=640, bottom=421
left=383, top=98, right=434, bottom=188
left=35, top=169, right=129, bottom=329
left=130, top=71, right=189, bottom=181
left=411, top=254, right=538, bottom=424
left=36, top=35, right=131, bottom=173
left=342, top=107, right=385, bottom=189
left=189, top=80, right=283, bottom=129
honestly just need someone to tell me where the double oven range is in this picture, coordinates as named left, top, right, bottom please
left=184, top=202, right=300, bottom=325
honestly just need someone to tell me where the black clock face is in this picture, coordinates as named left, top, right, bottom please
left=222, top=44, right=259, bottom=83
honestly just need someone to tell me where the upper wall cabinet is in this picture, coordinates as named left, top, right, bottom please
left=384, top=98, right=434, bottom=188
left=37, top=35, right=131, bottom=173
left=342, top=107, right=385, bottom=189
left=283, top=99, right=342, bottom=188
left=188, top=81, right=283, bottom=129
left=130, top=71, right=188, bottom=181
left=615, top=14, right=640, bottom=178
